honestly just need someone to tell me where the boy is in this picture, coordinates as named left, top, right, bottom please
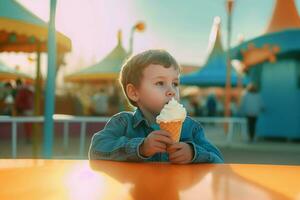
left=89, top=49, right=224, bottom=164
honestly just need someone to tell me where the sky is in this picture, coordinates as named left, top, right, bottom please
left=1, top=0, right=300, bottom=83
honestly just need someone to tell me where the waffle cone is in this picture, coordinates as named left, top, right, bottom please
left=159, top=121, right=183, bottom=142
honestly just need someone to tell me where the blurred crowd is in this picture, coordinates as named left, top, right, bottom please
left=89, top=85, right=128, bottom=116
left=84, top=86, right=241, bottom=118
left=181, top=90, right=239, bottom=118
left=0, top=79, right=34, bottom=117
left=0, top=81, right=262, bottom=121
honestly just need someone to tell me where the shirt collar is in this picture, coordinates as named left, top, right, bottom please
left=133, top=108, right=149, bottom=128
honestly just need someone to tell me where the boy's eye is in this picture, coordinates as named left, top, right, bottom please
left=155, top=81, right=164, bottom=86
left=173, top=82, right=179, bottom=87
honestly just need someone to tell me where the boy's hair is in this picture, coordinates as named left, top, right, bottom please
left=119, top=49, right=181, bottom=106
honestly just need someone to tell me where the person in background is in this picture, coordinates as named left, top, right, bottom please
left=190, top=95, right=203, bottom=117
left=2, top=82, right=14, bottom=115
left=15, top=81, right=34, bottom=143
left=239, top=83, right=264, bottom=142
left=12, top=79, right=22, bottom=98
left=91, top=88, right=109, bottom=116
left=206, top=93, right=217, bottom=117
left=108, top=87, right=121, bottom=115
left=181, top=96, right=195, bottom=116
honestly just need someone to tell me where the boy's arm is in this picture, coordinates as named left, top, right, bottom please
left=88, top=114, right=149, bottom=161
left=187, top=123, right=224, bottom=163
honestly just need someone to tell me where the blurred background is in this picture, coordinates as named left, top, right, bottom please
left=0, top=0, right=299, bottom=164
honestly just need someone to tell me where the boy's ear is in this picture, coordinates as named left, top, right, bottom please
left=126, top=83, right=139, bottom=102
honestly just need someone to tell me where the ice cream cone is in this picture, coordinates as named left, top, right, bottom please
left=156, top=98, right=186, bottom=142
left=159, top=121, right=183, bottom=142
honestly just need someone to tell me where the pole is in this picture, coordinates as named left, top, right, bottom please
left=32, top=44, right=41, bottom=157
left=128, top=22, right=145, bottom=56
left=128, top=26, right=135, bottom=56
left=225, top=0, right=234, bottom=119
left=43, top=0, right=57, bottom=158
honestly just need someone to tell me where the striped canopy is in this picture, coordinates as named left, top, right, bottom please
left=0, top=0, right=71, bottom=53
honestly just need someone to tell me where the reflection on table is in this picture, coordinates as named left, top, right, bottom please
left=0, top=159, right=299, bottom=200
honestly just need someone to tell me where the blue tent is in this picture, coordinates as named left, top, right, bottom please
left=181, top=17, right=248, bottom=87
left=180, top=54, right=243, bottom=87
left=231, top=29, right=300, bottom=61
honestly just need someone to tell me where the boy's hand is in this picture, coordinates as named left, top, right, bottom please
left=139, top=130, right=173, bottom=157
left=167, top=142, right=194, bottom=164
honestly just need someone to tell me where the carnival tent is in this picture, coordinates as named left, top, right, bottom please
left=65, top=31, right=127, bottom=83
left=181, top=17, right=247, bottom=87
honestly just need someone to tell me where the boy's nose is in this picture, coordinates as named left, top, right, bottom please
left=166, top=88, right=175, bottom=97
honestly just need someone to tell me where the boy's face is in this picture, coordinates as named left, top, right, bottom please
left=135, top=64, right=180, bottom=115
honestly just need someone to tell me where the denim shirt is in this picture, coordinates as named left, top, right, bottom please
left=89, top=109, right=224, bottom=163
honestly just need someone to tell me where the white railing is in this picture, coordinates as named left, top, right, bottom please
left=194, top=117, right=249, bottom=142
left=0, top=115, right=109, bottom=158
left=0, top=115, right=247, bottom=158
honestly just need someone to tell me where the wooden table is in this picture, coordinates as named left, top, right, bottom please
left=0, top=159, right=299, bottom=200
